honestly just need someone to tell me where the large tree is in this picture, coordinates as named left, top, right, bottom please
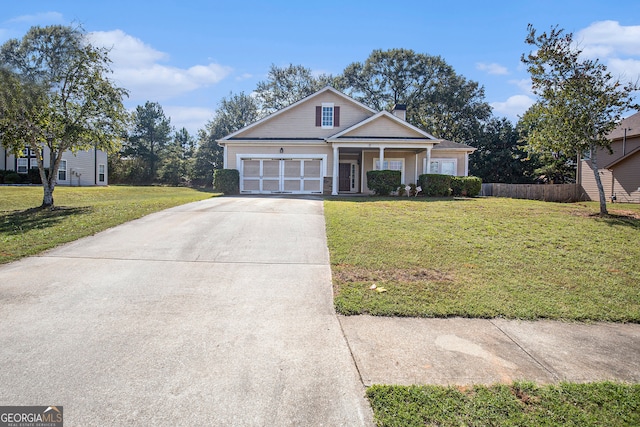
left=470, top=117, right=538, bottom=183
left=521, top=24, right=638, bottom=215
left=124, top=101, right=172, bottom=183
left=0, top=25, right=129, bottom=207
left=340, top=48, right=491, bottom=143
left=254, top=64, right=337, bottom=114
left=158, top=127, right=195, bottom=185
left=193, top=92, right=260, bottom=186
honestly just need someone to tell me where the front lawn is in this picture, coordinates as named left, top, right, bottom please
left=325, top=197, right=640, bottom=321
left=0, top=186, right=216, bottom=264
left=367, top=382, right=640, bottom=427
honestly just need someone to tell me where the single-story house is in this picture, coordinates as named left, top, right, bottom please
left=0, top=146, right=108, bottom=186
left=579, top=111, right=640, bottom=203
left=217, top=86, right=475, bottom=195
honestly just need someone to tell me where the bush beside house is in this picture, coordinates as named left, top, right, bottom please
left=451, top=176, right=482, bottom=196
left=419, top=174, right=482, bottom=197
left=213, top=169, right=239, bottom=195
left=367, top=170, right=402, bottom=196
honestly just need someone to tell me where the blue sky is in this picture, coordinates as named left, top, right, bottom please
left=2, top=1, right=640, bottom=135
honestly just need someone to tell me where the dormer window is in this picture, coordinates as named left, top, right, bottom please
left=315, top=104, right=340, bottom=128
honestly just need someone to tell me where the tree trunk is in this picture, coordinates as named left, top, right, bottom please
left=42, top=180, right=54, bottom=207
left=590, top=145, right=608, bottom=216
left=41, top=144, right=62, bottom=208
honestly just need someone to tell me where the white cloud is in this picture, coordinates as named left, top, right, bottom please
left=87, top=30, right=232, bottom=102
left=162, top=106, right=215, bottom=135
left=575, top=21, right=640, bottom=86
left=236, top=73, right=253, bottom=81
left=8, top=12, right=64, bottom=24
left=577, top=21, right=640, bottom=58
left=476, top=62, right=508, bottom=75
left=607, top=58, right=640, bottom=81
left=509, top=78, right=533, bottom=95
left=491, top=95, right=535, bottom=120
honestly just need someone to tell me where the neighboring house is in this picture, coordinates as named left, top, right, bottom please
left=217, top=86, right=475, bottom=195
left=579, top=111, right=640, bottom=203
left=0, top=146, right=108, bottom=186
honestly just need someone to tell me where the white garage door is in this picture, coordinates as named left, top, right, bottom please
left=240, top=158, right=323, bottom=194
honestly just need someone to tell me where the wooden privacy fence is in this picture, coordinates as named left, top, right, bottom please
left=481, top=183, right=581, bottom=202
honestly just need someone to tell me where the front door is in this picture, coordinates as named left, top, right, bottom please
left=339, top=163, right=351, bottom=192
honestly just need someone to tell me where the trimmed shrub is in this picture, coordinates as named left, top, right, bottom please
left=213, top=169, right=239, bottom=195
left=419, top=174, right=452, bottom=197
left=451, top=176, right=482, bottom=197
left=4, top=172, right=21, bottom=184
left=450, top=177, right=464, bottom=196
left=367, top=170, right=401, bottom=196
left=27, top=168, right=47, bottom=184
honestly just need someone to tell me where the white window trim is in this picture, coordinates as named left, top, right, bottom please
left=98, top=164, right=106, bottom=182
left=374, top=157, right=405, bottom=183
left=425, top=158, right=457, bottom=176
left=17, top=158, right=28, bottom=173
left=321, top=102, right=334, bottom=129
left=58, top=159, right=67, bottom=181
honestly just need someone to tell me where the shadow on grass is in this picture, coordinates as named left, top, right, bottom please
left=0, top=206, right=93, bottom=234
left=595, top=213, right=640, bottom=229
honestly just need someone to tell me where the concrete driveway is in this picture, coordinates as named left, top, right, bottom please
left=0, top=196, right=373, bottom=426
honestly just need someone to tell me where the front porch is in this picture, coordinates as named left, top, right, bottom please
left=330, top=144, right=435, bottom=195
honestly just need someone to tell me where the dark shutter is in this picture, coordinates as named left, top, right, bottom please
left=334, top=106, right=340, bottom=127
left=315, top=106, right=321, bottom=127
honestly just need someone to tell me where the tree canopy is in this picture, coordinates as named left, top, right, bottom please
left=340, top=48, right=491, bottom=143
left=520, top=24, right=638, bottom=215
left=470, top=117, right=538, bottom=183
left=254, top=64, right=337, bottom=114
left=0, top=25, right=129, bottom=207
left=193, top=92, right=260, bottom=186
left=124, top=101, right=173, bottom=182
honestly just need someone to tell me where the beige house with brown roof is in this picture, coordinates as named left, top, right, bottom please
left=579, top=111, right=640, bottom=203
left=217, top=87, right=475, bottom=195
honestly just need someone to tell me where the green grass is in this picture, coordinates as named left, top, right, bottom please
left=0, top=186, right=217, bottom=264
left=366, top=382, right=640, bottom=427
left=325, top=197, right=640, bottom=321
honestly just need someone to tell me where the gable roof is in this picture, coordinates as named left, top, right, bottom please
left=219, top=86, right=377, bottom=141
left=433, top=139, right=476, bottom=151
left=608, top=111, right=640, bottom=140
left=326, top=111, right=438, bottom=142
left=605, top=145, right=640, bottom=169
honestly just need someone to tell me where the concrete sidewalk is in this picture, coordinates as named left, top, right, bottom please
left=340, top=315, right=640, bottom=386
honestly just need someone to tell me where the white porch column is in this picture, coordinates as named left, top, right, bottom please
left=464, top=152, right=469, bottom=176
left=379, top=146, right=385, bottom=169
left=415, top=155, right=419, bottom=184
left=426, top=146, right=432, bottom=173
left=223, top=145, right=228, bottom=169
left=332, top=145, right=339, bottom=195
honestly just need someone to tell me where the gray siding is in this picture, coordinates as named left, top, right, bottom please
left=1, top=147, right=108, bottom=186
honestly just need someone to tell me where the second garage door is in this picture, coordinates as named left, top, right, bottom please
left=240, top=158, right=323, bottom=194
